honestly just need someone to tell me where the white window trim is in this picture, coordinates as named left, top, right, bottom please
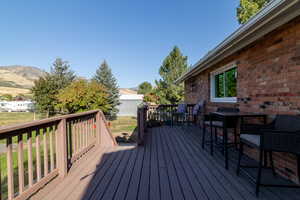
left=210, top=63, right=237, bottom=103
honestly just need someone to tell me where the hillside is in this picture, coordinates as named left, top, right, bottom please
left=119, top=88, right=138, bottom=95
left=0, top=65, right=45, bottom=95
left=0, top=86, right=31, bottom=96
left=0, top=65, right=45, bottom=88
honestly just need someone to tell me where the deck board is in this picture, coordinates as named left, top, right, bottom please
left=186, top=128, right=300, bottom=199
left=161, top=126, right=206, bottom=200
left=182, top=126, right=281, bottom=200
left=155, top=127, right=173, bottom=200
left=89, top=147, right=129, bottom=200
left=149, top=128, right=161, bottom=200
left=78, top=147, right=124, bottom=200
left=137, top=127, right=151, bottom=200
left=112, top=147, right=138, bottom=200
left=168, top=127, right=227, bottom=200
left=99, top=148, right=134, bottom=200
left=159, top=127, right=185, bottom=200
left=124, top=145, right=145, bottom=200
left=34, top=126, right=300, bottom=200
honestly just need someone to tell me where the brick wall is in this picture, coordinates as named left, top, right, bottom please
left=184, top=16, right=300, bottom=183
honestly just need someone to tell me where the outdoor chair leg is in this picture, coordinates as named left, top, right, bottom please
left=269, top=151, right=276, bottom=177
left=234, top=128, right=238, bottom=150
left=222, top=131, right=225, bottom=156
left=297, top=155, right=300, bottom=183
left=210, top=125, right=214, bottom=156
left=256, top=149, right=264, bottom=197
left=264, top=151, right=268, bottom=167
left=202, top=125, right=206, bottom=149
left=214, top=127, right=218, bottom=145
left=237, top=142, right=244, bottom=175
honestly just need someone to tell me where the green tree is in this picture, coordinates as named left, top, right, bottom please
left=50, top=58, right=76, bottom=86
left=155, top=46, right=188, bottom=104
left=31, top=58, right=75, bottom=116
left=56, top=79, right=110, bottom=113
left=93, top=60, right=120, bottom=120
left=237, top=0, right=270, bottom=24
left=143, top=92, right=159, bottom=103
left=1, top=94, right=13, bottom=101
left=138, top=82, right=152, bottom=95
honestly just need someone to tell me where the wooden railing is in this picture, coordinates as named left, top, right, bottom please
left=147, top=104, right=195, bottom=124
left=0, top=110, right=116, bottom=200
left=137, top=104, right=196, bottom=145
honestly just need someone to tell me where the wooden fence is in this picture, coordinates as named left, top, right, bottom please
left=0, top=110, right=116, bottom=200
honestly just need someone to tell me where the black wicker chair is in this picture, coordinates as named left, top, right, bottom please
left=202, top=107, right=240, bottom=155
left=191, top=100, right=206, bottom=126
left=237, top=115, right=300, bottom=196
left=171, top=103, right=187, bottom=126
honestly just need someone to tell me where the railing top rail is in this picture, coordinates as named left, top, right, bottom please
left=0, top=109, right=100, bottom=135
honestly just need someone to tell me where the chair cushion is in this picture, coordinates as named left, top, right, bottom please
left=240, top=134, right=260, bottom=147
left=204, top=121, right=223, bottom=127
left=192, top=100, right=205, bottom=115
left=177, top=104, right=187, bottom=113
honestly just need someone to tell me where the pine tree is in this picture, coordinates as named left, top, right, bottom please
left=93, top=60, right=120, bottom=120
left=237, top=0, right=270, bottom=24
left=138, top=82, right=152, bottom=95
left=51, top=58, right=76, bottom=86
left=32, top=58, right=75, bottom=116
left=155, top=46, right=188, bottom=104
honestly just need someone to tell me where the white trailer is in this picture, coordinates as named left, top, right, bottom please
left=0, top=101, right=34, bottom=112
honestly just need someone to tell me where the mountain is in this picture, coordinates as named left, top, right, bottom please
left=0, top=65, right=45, bottom=89
left=119, top=88, right=138, bottom=95
left=129, top=87, right=138, bottom=92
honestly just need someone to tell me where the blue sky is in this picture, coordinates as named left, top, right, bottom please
left=0, top=0, right=240, bottom=88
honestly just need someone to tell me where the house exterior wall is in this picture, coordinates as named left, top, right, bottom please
left=184, top=16, right=300, bottom=182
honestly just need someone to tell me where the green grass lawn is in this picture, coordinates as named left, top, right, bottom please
left=0, top=112, right=47, bottom=127
left=109, top=116, right=137, bottom=135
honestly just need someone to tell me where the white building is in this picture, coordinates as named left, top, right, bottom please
left=0, top=101, right=34, bottom=112
left=117, top=89, right=143, bottom=117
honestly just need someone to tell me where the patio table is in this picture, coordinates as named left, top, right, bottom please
left=210, top=111, right=267, bottom=169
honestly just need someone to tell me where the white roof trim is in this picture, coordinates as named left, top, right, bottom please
left=176, top=0, right=300, bottom=83
left=120, top=94, right=144, bottom=100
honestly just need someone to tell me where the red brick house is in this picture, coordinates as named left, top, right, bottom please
left=176, top=0, right=300, bottom=183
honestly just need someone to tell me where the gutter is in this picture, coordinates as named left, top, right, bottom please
left=175, top=0, right=300, bottom=84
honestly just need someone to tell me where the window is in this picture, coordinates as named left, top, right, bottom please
left=211, top=65, right=237, bottom=103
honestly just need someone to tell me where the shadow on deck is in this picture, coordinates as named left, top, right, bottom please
left=32, top=126, right=300, bottom=200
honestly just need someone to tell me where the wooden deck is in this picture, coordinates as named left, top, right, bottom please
left=32, top=126, right=300, bottom=200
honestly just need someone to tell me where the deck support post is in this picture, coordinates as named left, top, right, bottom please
left=57, top=118, right=68, bottom=178
left=96, top=111, right=101, bottom=145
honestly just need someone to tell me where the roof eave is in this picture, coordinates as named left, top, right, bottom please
left=175, top=0, right=300, bottom=84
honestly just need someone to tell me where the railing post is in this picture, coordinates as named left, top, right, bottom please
left=56, top=118, right=68, bottom=178
left=144, top=107, right=147, bottom=132
left=137, top=107, right=145, bottom=145
left=96, top=111, right=101, bottom=145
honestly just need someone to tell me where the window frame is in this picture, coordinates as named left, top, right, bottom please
left=210, top=63, right=237, bottom=103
